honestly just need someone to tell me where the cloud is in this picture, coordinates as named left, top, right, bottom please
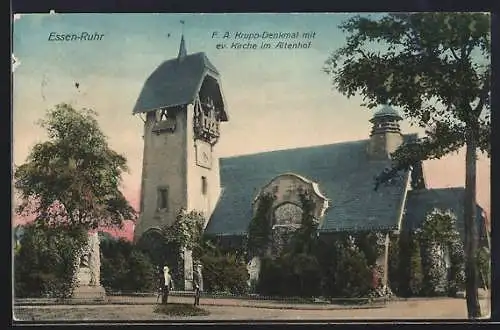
left=13, top=14, right=22, bottom=22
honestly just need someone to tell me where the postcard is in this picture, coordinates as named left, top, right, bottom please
left=12, top=12, right=491, bottom=322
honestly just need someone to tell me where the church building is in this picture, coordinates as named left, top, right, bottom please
left=132, top=37, right=487, bottom=290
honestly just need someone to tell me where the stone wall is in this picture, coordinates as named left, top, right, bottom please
left=134, top=109, right=189, bottom=241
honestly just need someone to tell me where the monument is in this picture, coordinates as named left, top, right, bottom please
left=247, top=257, right=261, bottom=290
left=72, top=231, right=106, bottom=300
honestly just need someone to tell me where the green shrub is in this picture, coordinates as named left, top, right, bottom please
left=408, top=237, right=424, bottom=296
left=257, top=234, right=375, bottom=299
left=289, top=253, right=322, bottom=297
left=329, top=237, right=372, bottom=298
left=256, top=253, right=322, bottom=298
left=200, top=251, right=249, bottom=295
left=447, top=239, right=465, bottom=296
left=100, top=238, right=156, bottom=292
left=14, top=223, right=87, bottom=298
left=355, top=232, right=386, bottom=267
left=387, top=234, right=402, bottom=295
left=256, top=256, right=283, bottom=296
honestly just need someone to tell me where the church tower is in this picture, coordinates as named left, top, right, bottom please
left=132, top=35, right=229, bottom=243
left=367, top=105, right=403, bottom=160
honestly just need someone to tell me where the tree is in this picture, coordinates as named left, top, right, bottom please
left=14, top=103, right=137, bottom=230
left=330, top=236, right=372, bottom=298
left=14, top=222, right=87, bottom=298
left=324, top=13, right=490, bottom=318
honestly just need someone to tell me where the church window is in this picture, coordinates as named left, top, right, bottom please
left=274, top=203, right=303, bottom=227
left=157, top=187, right=169, bottom=210
left=201, top=176, right=208, bottom=195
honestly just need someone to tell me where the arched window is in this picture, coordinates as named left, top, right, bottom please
left=273, top=203, right=303, bottom=227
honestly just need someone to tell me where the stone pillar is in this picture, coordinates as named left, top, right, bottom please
left=382, top=233, right=390, bottom=289
left=183, top=248, right=194, bottom=291
left=374, top=232, right=391, bottom=291
left=72, top=231, right=106, bottom=300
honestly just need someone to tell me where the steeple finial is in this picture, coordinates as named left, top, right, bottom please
left=178, top=20, right=187, bottom=59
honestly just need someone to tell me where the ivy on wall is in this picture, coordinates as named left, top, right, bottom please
left=389, top=208, right=467, bottom=297
left=286, top=192, right=318, bottom=255
left=246, top=193, right=276, bottom=258
left=160, top=209, right=206, bottom=288
left=417, top=209, right=464, bottom=296
left=245, top=193, right=476, bottom=299
left=162, top=209, right=205, bottom=252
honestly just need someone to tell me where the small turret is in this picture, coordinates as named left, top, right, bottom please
left=367, top=105, right=404, bottom=160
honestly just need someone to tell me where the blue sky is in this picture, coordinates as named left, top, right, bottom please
left=12, top=13, right=490, bottom=215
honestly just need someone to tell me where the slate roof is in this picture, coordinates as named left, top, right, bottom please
left=371, top=105, right=403, bottom=121
left=403, top=188, right=487, bottom=241
left=205, top=135, right=417, bottom=236
left=132, top=52, right=220, bottom=114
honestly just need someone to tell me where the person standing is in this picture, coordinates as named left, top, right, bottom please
left=193, top=263, right=203, bottom=306
left=162, top=265, right=174, bottom=305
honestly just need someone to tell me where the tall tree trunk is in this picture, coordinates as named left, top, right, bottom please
left=464, top=133, right=481, bottom=318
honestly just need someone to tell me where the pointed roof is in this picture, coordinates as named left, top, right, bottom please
left=132, top=44, right=228, bottom=120
left=178, top=35, right=187, bottom=59
left=370, top=104, right=403, bottom=122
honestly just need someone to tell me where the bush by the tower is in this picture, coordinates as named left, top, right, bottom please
left=100, top=238, right=156, bottom=293
left=200, top=249, right=249, bottom=295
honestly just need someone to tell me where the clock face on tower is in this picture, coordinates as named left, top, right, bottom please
left=195, top=140, right=212, bottom=169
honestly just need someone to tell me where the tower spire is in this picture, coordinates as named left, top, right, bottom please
left=178, top=20, right=187, bottom=59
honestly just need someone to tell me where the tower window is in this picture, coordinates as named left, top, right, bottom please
left=157, top=187, right=169, bottom=211
left=201, top=176, right=208, bottom=195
